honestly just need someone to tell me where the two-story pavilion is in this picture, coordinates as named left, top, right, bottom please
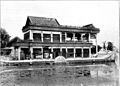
left=8, top=16, right=100, bottom=60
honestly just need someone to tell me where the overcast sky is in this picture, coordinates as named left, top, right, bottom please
left=1, top=1, right=119, bottom=47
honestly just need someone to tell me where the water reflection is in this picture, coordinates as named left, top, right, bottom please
left=0, top=63, right=119, bottom=86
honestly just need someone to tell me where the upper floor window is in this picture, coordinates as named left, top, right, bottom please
left=83, top=33, right=89, bottom=42
left=66, top=32, right=73, bottom=42
left=24, top=32, right=30, bottom=40
left=33, top=33, right=41, bottom=41
left=43, top=34, right=51, bottom=42
left=53, top=34, right=60, bottom=42
left=83, top=48, right=89, bottom=57
left=75, top=33, right=81, bottom=42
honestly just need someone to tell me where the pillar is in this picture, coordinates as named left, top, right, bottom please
left=65, top=32, right=67, bottom=42
left=60, top=47, right=62, bottom=56
left=51, top=32, right=53, bottom=42
left=40, top=47, right=43, bottom=59
left=30, top=47, right=33, bottom=59
left=89, top=33, right=91, bottom=42
left=41, top=31, right=43, bottom=42
left=73, top=33, right=75, bottom=42
left=95, top=34, right=98, bottom=54
left=74, top=47, right=76, bottom=58
left=66, top=47, right=67, bottom=58
left=30, top=30, right=33, bottom=40
left=60, top=33, right=62, bottom=43
left=82, top=47, right=83, bottom=58
left=89, top=47, right=91, bottom=58
left=81, top=33, right=83, bottom=42
left=18, top=47, right=21, bottom=60
left=51, top=47, right=53, bottom=59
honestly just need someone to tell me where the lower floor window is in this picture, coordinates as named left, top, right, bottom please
left=67, top=48, right=74, bottom=58
left=20, top=47, right=90, bottom=59
left=83, top=49, right=89, bottom=57
left=33, top=48, right=42, bottom=59
left=75, top=48, right=82, bottom=57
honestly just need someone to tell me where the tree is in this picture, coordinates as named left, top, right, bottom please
left=103, top=41, right=106, bottom=50
left=91, top=45, right=102, bottom=54
left=0, top=27, right=10, bottom=48
left=107, top=42, right=113, bottom=51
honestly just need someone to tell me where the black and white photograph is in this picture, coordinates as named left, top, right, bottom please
left=0, top=0, right=119, bottom=86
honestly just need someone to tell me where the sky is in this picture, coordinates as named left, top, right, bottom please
left=1, top=1, right=119, bottom=48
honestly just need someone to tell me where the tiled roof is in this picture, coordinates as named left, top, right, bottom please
left=7, top=36, right=23, bottom=47
left=27, top=16, right=60, bottom=27
left=60, top=25, right=81, bottom=29
left=82, top=24, right=96, bottom=29
left=22, top=16, right=100, bottom=33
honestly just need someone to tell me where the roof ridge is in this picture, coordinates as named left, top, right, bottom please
left=27, top=16, right=60, bottom=27
left=28, top=16, right=57, bottom=20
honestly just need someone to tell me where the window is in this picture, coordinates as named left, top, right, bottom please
left=33, top=33, right=41, bottom=41
left=24, top=32, right=30, bottom=40
left=83, top=49, right=89, bottom=58
left=75, top=48, right=82, bottom=57
left=62, top=48, right=66, bottom=58
left=43, top=34, right=51, bottom=42
left=53, top=34, right=60, bottom=42
left=67, top=48, right=74, bottom=58
left=53, top=48, right=60, bottom=59
left=66, top=33, right=73, bottom=42
left=75, top=33, right=81, bottom=41
left=33, top=48, right=42, bottom=59
left=83, top=33, right=89, bottom=42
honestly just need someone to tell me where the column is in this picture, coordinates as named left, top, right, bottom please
left=60, top=47, right=62, bottom=56
left=89, top=33, right=91, bottom=42
left=41, top=31, right=43, bottom=42
left=73, top=33, right=75, bottom=42
left=81, top=33, right=83, bottom=42
left=50, top=47, right=53, bottom=59
left=66, top=47, right=67, bottom=58
left=51, top=32, right=53, bottom=42
left=89, top=47, right=91, bottom=58
left=18, top=47, right=21, bottom=60
left=74, top=47, right=76, bottom=58
left=65, top=32, right=67, bottom=42
left=15, top=48, right=17, bottom=58
left=60, top=33, right=61, bottom=43
left=95, top=34, right=98, bottom=54
left=82, top=47, right=83, bottom=58
left=30, top=30, right=33, bottom=40
left=41, top=47, right=43, bottom=59
left=30, top=47, right=33, bottom=59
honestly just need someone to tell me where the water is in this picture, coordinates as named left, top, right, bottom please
left=0, top=63, right=119, bottom=86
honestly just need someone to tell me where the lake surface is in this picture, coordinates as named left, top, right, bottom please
left=0, top=63, right=119, bottom=86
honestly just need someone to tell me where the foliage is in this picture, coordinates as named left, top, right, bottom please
left=107, top=42, right=113, bottom=51
left=103, top=41, right=106, bottom=50
left=0, top=27, right=10, bottom=48
left=91, top=45, right=102, bottom=54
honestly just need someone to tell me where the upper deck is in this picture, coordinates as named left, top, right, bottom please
left=22, top=16, right=100, bottom=33
left=22, top=16, right=100, bottom=44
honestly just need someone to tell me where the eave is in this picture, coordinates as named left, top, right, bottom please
left=12, top=42, right=92, bottom=47
left=22, top=25, right=100, bottom=34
